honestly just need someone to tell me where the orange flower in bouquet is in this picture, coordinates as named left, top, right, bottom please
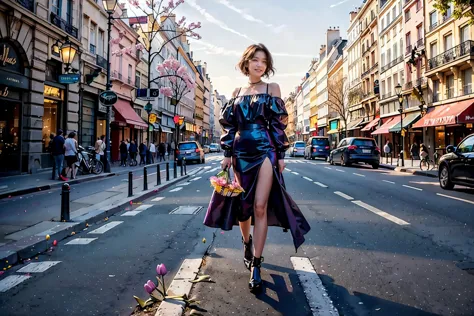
left=210, top=170, right=244, bottom=197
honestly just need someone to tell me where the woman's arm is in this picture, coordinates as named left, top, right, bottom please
left=268, top=83, right=289, bottom=159
left=219, top=88, right=240, bottom=158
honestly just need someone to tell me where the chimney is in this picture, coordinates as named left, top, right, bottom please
left=121, top=9, right=128, bottom=18
left=349, top=11, right=357, bottom=22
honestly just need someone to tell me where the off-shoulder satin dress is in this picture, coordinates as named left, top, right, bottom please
left=203, top=89, right=311, bottom=251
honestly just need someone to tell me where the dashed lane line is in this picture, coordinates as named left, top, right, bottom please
left=382, top=180, right=395, bottom=184
left=17, top=261, right=61, bottom=273
left=334, top=191, right=354, bottom=200
left=190, top=176, right=202, bottom=181
left=0, top=275, right=31, bottom=293
left=290, top=257, right=339, bottom=316
left=134, top=204, right=154, bottom=211
left=352, top=200, right=410, bottom=226
left=169, top=187, right=183, bottom=192
left=65, top=238, right=98, bottom=245
left=402, top=184, right=423, bottom=191
left=151, top=197, right=165, bottom=202
left=177, top=182, right=191, bottom=186
left=335, top=169, right=345, bottom=173
left=353, top=173, right=365, bottom=177
left=314, top=182, right=328, bottom=188
left=88, top=221, right=123, bottom=234
left=436, top=193, right=474, bottom=205
left=303, top=176, right=313, bottom=181
left=291, top=172, right=299, bottom=175
left=325, top=167, right=332, bottom=170
left=121, top=211, right=141, bottom=217
left=285, top=168, right=292, bottom=172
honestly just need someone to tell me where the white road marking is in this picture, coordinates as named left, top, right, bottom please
left=353, top=173, right=365, bottom=177
left=0, top=275, right=31, bottom=293
left=135, top=204, right=154, bottom=211
left=190, top=176, right=202, bottom=181
left=352, top=200, right=410, bottom=226
left=203, top=166, right=211, bottom=169
left=205, top=167, right=220, bottom=174
left=290, top=257, right=339, bottom=316
left=402, top=184, right=423, bottom=191
left=169, top=187, right=183, bottom=192
left=334, top=191, right=354, bottom=200
left=17, top=261, right=61, bottom=273
left=314, top=182, right=328, bottom=188
left=335, top=169, right=345, bottom=173
left=303, top=176, right=313, bottom=181
left=65, top=238, right=98, bottom=245
left=285, top=168, right=292, bottom=172
left=177, top=182, right=191, bottom=186
left=382, top=180, right=395, bottom=184
left=169, top=206, right=203, bottom=215
left=325, top=167, right=332, bottom=170
left=88, top=221, right=123, bottom=234
left=291, top=172, right=299, bottom=175
left=121, top=211, right=142, bottom=216
left=151, top=197, right=165, bottom=202
left=436, top=193, right=474, bottom=205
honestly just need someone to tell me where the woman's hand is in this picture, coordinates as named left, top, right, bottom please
left=278, top=159, right=286, bottom=173
left=221, top=157, right=232, bottom=170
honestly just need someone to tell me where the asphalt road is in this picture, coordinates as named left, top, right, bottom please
left=1, top=154, right=474, bottom=315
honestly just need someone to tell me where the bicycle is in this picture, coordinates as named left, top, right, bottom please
left=419, top=152, right=439, bottom=171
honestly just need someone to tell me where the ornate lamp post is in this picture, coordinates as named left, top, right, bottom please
left=395, top=83, right=404, bottom=167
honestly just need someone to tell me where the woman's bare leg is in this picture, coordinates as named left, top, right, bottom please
left=253, top=158, right=273, bottom=258
left=239, top=218, right=251, bottom=243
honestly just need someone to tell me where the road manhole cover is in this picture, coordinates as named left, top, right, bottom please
left=169, top=206, right=203, bottom=215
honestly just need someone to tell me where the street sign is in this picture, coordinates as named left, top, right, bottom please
left=59, top=74, right=80, bottom=84
left=149, top=113, right=157, bottom=124
left=137, top=88, right=159, bottom=101
left=99, top=90, right=118, bottom=106
left=144, top=102, right=152, bottom=113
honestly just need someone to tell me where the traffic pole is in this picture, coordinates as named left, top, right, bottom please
left=60, top=183, right=70, bottom=222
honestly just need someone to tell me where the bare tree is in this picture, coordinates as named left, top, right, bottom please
left=327, top=76, right=351, bottom=137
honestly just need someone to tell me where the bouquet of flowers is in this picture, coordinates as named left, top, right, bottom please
left=210, top=169, right=244, bottom=197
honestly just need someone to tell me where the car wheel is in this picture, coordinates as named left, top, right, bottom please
left=439, top=164, right=454, bottom=190
left=372, top=163, right=379, bottom=169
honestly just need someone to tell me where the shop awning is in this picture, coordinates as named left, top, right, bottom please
left=346, top=118, right=364, bottom=131
left=388, top=112, right=421, bottom=132
left=113, top=99, right=148, bottom=129
left=371, top=116, right=401, bottom=135
left=160, top=125, right=173, bottom=133
left=412, top=99, right=474, bottom=128
left=150, top=123, right=173, bottom=133
left=361, top=116, right=380, bottom=131
left=327, top=129, right=339, bottom=134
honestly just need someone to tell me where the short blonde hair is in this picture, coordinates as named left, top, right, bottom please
left=237, top=43, right=275, bottom=78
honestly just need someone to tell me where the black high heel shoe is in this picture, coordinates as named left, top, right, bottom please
left=242, top=235, right=253, bottom=270
left=249, top=256, right=263, bottom=292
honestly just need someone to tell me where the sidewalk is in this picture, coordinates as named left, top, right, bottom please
left=379, top=157, right=438, bottom=178
left=0, top=155, right=176, bottom=199
left=0, top=164, right=201, bottom=271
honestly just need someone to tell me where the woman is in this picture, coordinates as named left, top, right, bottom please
left=119, top=140, right=128, bottom=166
left=95, top=135, right=106, bottom=166
left=129, top=140, right=138, bottom=165
left=64, top=132, right=78, bottom=179
left=204, top=44, right=311, bottom=292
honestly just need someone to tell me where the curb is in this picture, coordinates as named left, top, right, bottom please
left=0, top=167, right=202, bottom=271
left=379, top=164, right=438, bottom=178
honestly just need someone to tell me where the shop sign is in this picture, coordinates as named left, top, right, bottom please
left=98, top=104, right=107, bottom=113
left=0, top=71, right=29, bottom=90
left=99, top=90, right=118, bottom=106
left=59, top=73, right=80, bottom=84
left=423, top=115, right=455, bottom=126
left=0, top=85, right=8, bottom=97
left=149, top=113, right=157, bottom=124
left=0, top=43, right=19, bottom=71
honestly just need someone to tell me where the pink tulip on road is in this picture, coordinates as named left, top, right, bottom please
left=144, top=280, right=156, bottom=294
left=156, top=264, right=168, bottom=276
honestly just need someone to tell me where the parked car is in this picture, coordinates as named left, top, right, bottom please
left=329, top=137, right=380, bottom=169
left=304, top=136, right=330, bottom=160
left=438, top=133, right=474, bottom=190
left=203, top=145, right=210, bottom=154
left=290, top=141, right=305, bottom=157
left=176, top=141, right=205, bottom=165
left=209, top=143, right=221, bottom=153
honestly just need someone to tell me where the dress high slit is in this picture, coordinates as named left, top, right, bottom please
left=203, top=86, right=311, bottom=251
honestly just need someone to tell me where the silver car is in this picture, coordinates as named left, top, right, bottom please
left=290, top=141, right=305, bottom=157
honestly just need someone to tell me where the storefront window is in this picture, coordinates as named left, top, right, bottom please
left=96, top=119, right=106, bottom=140
left=42, top=99, right=58, bottom=152
left=435, top=126, right=445, bottom=150
left=0, top=101, right=21, bottom=174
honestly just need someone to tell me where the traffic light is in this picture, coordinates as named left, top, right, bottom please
left=85, top=68, right=102, bottom=85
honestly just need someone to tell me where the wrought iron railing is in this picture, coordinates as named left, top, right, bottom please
left=381, top=12, right=402, bottom=34
left=381, top=92, right=392, bottom=100
left=406, top=45, right=412, bottom=56
left=382, top=56, right=404, bottom=73
left=90, top=44, right=96, bottom=54
left=50, top=12, right=78, bottom=38
left=404, top=0, right=413, bottom=7
left=427, top=40, right=474, bottom=71
left=17, top=0, right=34, bottom=12
left=404, top=81, right=413, bottom=90
left=96, top=55, right=107, bottom=69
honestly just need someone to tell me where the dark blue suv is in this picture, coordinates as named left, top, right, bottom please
left=304, top=137, right=331, bottom=160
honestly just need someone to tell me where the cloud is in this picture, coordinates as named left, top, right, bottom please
left=216, top=0, right=286, bottom=33
left=330, top=0, right=350, bottom=8
left=191, top=40, right=315, bottom=59
left=185, top=0, right=257, bottom=42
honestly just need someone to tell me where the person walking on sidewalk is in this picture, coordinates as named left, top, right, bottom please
left=384, top=140, right=391, bottom=163
left=64, top=132, right=78, bottom=180
left=95, top=135, right=106, bottom=167
left=158, top=142, right=166, bottom=161
left=139, top=141, right=147, bottom=165
left=119, top=140, right=128, bottom=166
left=129, top=140, right=138, bottom=165
left=149, top=141, right=156, bottom=163
left=204, top=44, right=311, bottom=293
left=51, top=129, right=67, bottom=181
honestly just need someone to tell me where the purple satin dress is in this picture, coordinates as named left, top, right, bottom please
left=203, top=92, right=311, bottom=251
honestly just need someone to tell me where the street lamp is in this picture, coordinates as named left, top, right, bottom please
left=102, top=0, right=118, bottom=172
left=395, top=83, right=404, bottom=167
left=59, top=38, right=78, bottom=72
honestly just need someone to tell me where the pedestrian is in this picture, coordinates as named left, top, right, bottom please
left=167, top=142, right=172, bottom=158
left=126, top=138, right=130, bottom=164
left=149, top=141, right=156, bottom=163
left=64, top=131, right=78, bottom=180
left=51, top=129, right=67, bottom=181
left=95, top=135, right=106, bottom=166
left=383, top=140, right=391, bottom=163
left=420, top=143, right=429, bottom=160
left=158, top=142, right=166, bottom=161
left=129, top=140, right=138, bottom=165
left=119, top=140, right=128, bottom=166
left=203, top=44, right=310, bottom=292
left=139, top=141, right=147, bottom=165
left=410, top=141, right=420, bottom=160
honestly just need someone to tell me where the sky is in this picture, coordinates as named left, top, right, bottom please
left=130, top=0, right=363, bottom=98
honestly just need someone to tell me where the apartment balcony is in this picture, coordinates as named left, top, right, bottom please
left=429, top=22, right=438, bottom=32
left=381, top=91, right=392, bottom=100
left=50, top=12, right=78, bottom=39
left=381, top=12, right=402, bottom=35
left=406, top=45, right=412, bottom=56
left=361, top=62, right=379, bottom=79
left=96, top=55, right=107, bottom=69
left=111, top=71, right=122, bottom=81
left=16, top=0, right=35, bottom=12
left=416, top=77, right=427, bottom=87
left=112, top=70, right=134, bottom=87
left=415, top=38, right=424, bottom=49
left=381, top=56, right=404, bottom=73
left=427, top=40, right=474, bottom=72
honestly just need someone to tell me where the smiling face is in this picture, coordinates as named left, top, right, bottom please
left=247, top=50, right=267, bottom=79
left=238, top=44, right=275, bottom=79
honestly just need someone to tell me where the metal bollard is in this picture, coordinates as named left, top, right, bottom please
left=180, top=160, right=184, bottom=176
left=143, top=166, right=148, bottom=191
left=183, top=158, right=187, bottom=175
left=157, top=164, right=161, bottom=186
left=60, top=183, right=70, bottom=222
left=174, top=161, right=178, bottom=179
left=128, top=172, right=133, bottom=197
left=166, top=162, right=170, bottom=181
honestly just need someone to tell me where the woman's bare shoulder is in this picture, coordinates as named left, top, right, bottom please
left=268, top=83, right=281, bottom=98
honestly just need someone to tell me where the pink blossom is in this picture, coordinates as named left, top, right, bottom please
left=146, top=0, right=152, bottom=8
left=128, top=0, right=139, bottom=8
left=110, top=37, right=121, bottom=45
left=119, top=3, right=126, bottom=9
left=118, top=31, right=125, bottom=39
left=178, top=16, right=186, bottom=25
left=169, top=76, right=177, bottom=84
left=216, top=177, right=227, bottom=187
left=177, top=66, right=187, bottom=77
left=135, top=43, right=145, bottom=51
left=156, top=64, right=165, bottom=75
left=168, top=0, right=175, bottom=9
left=159, top=87, right=173, bottom=97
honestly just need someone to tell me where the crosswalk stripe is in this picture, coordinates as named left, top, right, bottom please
left=65, top=238, right=98, bottom=245
left=121, top=211, right=142, bottom=216
left=334, top=191, right=354, bottom=200
left=169, top=187, right=183, bottom=192
left=135, top=204, right=154, bottom=211
left=314, top=182, right=328, bottom=188
left=151, top=197, right=165, bottom=202
left=0, top=275, right=31, bottom=293
left=190, top=176, right=202, bottom=181
left=88, top=221, right=123, bottom=234
left=291, top=172, right=299, bottom=175
left=17, top=261, right=61, bottom=273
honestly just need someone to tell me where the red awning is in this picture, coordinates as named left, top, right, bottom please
left=371, top=116, right=401, bottom=135
left=361, top=116, right=380, bottom=131
left=113, top=99, right=148, bottom=129
left=412, top=99, right=474, bottom=128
